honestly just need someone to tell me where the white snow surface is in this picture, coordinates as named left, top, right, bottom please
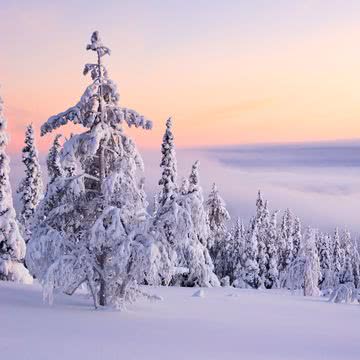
left=192, top=288, right=205, bottom=297
left=0, top=282, right=359, bottom=360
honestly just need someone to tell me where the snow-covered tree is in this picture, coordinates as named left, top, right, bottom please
left=341, top=255, right=354, bottom=285
left=178, top=162, right=219, bottom=287
left=340, top=230, right=354, bottom=285
left=265, top=210, right=279, bottom=289
left=0, top=95, right=32, bottom=283
left=255, top=192, right=269, bottom=288
left=239, top=221, right=260, bottom=289
left=317, top=233, right=333, bottom=290
left=47, top=134, right=62, bottom=184
left=278, top=209, right=294, bottom=277
left=26, top=31, right=160, bottom=309
left=17, top=124, right=43, bottom=241
left=332, top=228, right=342, bottom=286
left=304, top=228, right=320, bottom=296
left=292, top=216, right=302, bottom=260
left=227, top=218, right=245, bottom=284
left=150, top=117, right=180, bottom=285
left=303, top=228, right=321, bottom=296
left=206, top=182, right=231, bottom=279
left=158, top=117, right=177, bottom=206
left=351, top=239, right=360, bottom=288
left=285, top=227, right=320, bottom=296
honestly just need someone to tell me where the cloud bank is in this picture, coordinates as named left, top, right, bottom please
left=9, top=140, right=360, bottom=235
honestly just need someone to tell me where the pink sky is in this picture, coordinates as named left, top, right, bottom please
left=1, top=1, right=360, bottom=153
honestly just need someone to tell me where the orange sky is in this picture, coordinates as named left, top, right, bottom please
left=1, top=1, right=360, bottom=154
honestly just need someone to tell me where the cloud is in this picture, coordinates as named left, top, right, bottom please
left=9, top=139, right=360, bottom=235
left=206, top=141, right=360, bottom=168
left=186, top=141, right=360, bottom=233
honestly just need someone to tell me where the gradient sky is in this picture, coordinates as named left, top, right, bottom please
left=1, top=1, right=360, bottom=153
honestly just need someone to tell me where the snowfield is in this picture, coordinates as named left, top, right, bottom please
left=1, top=282, right=359, bottom=360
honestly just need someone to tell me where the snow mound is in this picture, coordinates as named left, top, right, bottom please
left=227, top=293, right=240, bottom=297
left=192, top=289, right=205, bottom=298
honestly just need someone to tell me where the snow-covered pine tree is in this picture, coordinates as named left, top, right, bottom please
left=340, top=230, right=354, bottom=285
left=303, top=227, right=321, bottom=296
left=206, top=182, right=231, bottom=280
left=227, top=218, right=245, bottom=284
left=351, top=239, right=360, bottom=288
left=265, top=210, right=279, bottom=289
left=150, top=117, right=180, bottom=285
left=158, top=117, right=177, bottom=206
left=47, top=134, right=62, bottom=184
left=332, top=227, right=342, bottom=286
left=317, top=232, right=333, bottom=290
left=341, top=255, right=354, bottom=285
left=26, top=31, right=160, bottom=309
left=0, top=95, right=32, bottom=283
left=255, top=192, right=269, bottom=288
left=17, top=124, right=43, bottom=241
left=279, top=209, right=294, bottom=278
left=292, top=216, right=302, bottom=260
left=180, top=162, right=219, bottom=287
left=284, top=227, right=320, bottom=295
left=240, top=220, right=260, bottom=289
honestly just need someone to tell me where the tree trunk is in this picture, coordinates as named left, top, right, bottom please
left=98, top=142, right=107, bottom=306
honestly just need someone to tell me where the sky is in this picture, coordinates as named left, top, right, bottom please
left=1, top=1, right=360, bottom=153
left=2, top=1, right=360, bottom=233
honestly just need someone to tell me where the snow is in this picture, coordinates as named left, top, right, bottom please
left=1, top=282, right=359, bottom=360
left=192, top=288, right=205, bottom=297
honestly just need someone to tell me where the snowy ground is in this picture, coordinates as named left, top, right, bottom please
left=0, top=282, right=359, bottom=360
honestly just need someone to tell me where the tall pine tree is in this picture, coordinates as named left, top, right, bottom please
left=240, top=220, right=260, bottom=288
left=255, top=192, right=269, bottom=288
left=206, top=182, right=231, bottom=280
left=26, top=31, right=161, bottom=308
left=17, top=124, right=43, bottom=241
left=182, top=162, right=219, bottom=287
left=303, top=227, right=321, bottom=296
left=265, top=210, right=279, bottom=289
left=317, top=232, right=333, bottom=290
left=340, top=230, right=354, bottom=285
left=47, top=134, right=62, bottom=184
left=158, top=117, right=177, bottom=206
left=151, top=117, right=180, bottom=285
left=0, top=95, right=32, bottom=283
left=332, top=228, right=342, bottom=285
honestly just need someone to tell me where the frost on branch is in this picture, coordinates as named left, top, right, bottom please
left=40, top=31, right=152, bottom=136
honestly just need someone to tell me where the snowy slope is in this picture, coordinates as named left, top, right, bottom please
left=0, top=282, right=359, bottom=360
